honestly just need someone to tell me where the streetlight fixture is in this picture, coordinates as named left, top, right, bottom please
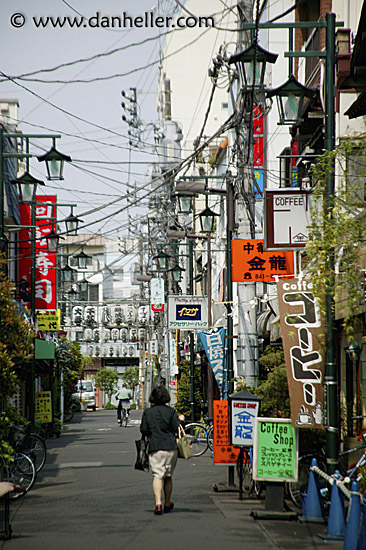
left=63, top=211, right=83, bottom=235
left=199, top=206, right=220, bottom=233
left=46, top=228, right=62, bottom=253
left=177, top=193, right=194, bottom=214
left=228, top=42, right=278, bottom=89
left=12, top=171, right=44, bottom=203
left=266, top=74, right=317, bottom=125
left=74, top=247, right=92, bottom=270
left=61, top=264, right=77, bottom=283
left=155, top=250, right=170, bottom=271
left=37, top=139, right=72, bottom=180
left=169, top=263, right=185, bottom=283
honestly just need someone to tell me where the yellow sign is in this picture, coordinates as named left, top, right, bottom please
left=35, top=391, right=52, bottom=423
left=36, top=309, right=61, bottom=331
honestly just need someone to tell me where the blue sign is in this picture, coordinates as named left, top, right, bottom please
left=176, top=304, right=201, bottom=321
left=197, top=328, right=226, bottom=398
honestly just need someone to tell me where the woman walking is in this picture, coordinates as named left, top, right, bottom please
left=140, top=386, right=179, bottom=515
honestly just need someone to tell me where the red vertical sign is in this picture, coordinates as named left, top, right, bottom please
left=18, top=196, right=57, bottom=310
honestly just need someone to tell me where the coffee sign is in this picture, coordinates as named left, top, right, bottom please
left=277, top=277, right=325, bottom=429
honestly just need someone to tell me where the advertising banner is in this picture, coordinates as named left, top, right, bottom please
left=229, top=398, right=260, bottom=447
left=168, top=295, right=208, bottom=329
left=35, top=391, right=53, bottom=424
left=19, top=196, right=57, bottom=310
left=150, top=277, right=165, bottom=310
left=213, top=400, right=240, bottom=465
left=232, top=239, right=295, bottom=283
left=197, top=328, right=225, bottom=397
left=277, top=277, right=325, bottom=429
left=253, top=418, right=298, bottom=482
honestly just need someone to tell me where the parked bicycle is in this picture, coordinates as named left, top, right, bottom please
left=184, top=417, right=213, bottom=457
left=2, top=451, right=36, bottom=500
left=10, top=425, right=47, bottom=474
left=236, top=447, right=263, bottom=498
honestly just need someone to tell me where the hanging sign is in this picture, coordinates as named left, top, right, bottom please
left=265, top=188, right=312, bottom=250
left=197, top=328, right=225, bottom=397
left=168, top=295, right=208, bottom=329
left=277, top=277, right=325, bottom=429
left=231, top=239, right=295, bottom=283
left=36, top=309, right=61, bottom=331
left=228, top=389, right=260, bottom=447
left=18, top=196, right=57, bottom=310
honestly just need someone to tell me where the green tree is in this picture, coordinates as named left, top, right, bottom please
left=175, top=359, right=203, bottom=420
left=248, top=346, right=290, bottom=418
left=94, top=367, right=119, bottom=404
left=0, top=266, right=34, bottom=459
left=55, top=337, right=84, bottom=408
left=122, top=366, right=139, bottom=397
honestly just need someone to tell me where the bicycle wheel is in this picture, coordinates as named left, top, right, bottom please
left=64, top=407, right=74, bottom=423
left=288, top=454, right=327, bottom=510
left=184, top=423, right=208, bottom=457
left=21, top=434, right=46, bottom=473
left=236, top=451, right=263, bottom=498
left=207, top=425, right=214, bottom=451
left=8, top=453, right=36, bottom=499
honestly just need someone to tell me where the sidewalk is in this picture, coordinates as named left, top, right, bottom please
left=210, top=488, right=344, bottom=550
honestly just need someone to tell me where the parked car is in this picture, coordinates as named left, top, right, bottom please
left=72, top=380, right=96, bottom=411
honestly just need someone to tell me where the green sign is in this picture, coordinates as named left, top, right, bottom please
left=253, top=418, right=298, bottom=482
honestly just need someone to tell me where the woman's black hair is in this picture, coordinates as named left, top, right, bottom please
left=149, top=385, right=171, bottom=405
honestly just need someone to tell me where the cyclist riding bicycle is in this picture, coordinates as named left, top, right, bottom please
left=116, top=383, right=132, bottom=425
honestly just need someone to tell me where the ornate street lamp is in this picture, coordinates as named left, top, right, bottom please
left=228, top=42, right=278, bottom=89
left=155, top=250, right=170, bottom=271
left=64, top=211, right=83, bottom=235
left=74, top=247, right=91, bottom=269
left=169, top=263, right=185, bottom=283
left=11, top=171, right=44, bottom=203
left=178, top=194, right=193, bottom=214
left=37, top=140, right=72, bottom=180
left=61, top=264, right=77, bottom=283
left=199, top=206, right=220, bottom=233
left=266, top=74, right=317, bottom=125
left=46, top=228, right=61, bottom=253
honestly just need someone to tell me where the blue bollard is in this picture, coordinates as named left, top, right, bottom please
left=320, top=471, right=345, bottom=540
left=344, top=480, right=361, bottom=550
left=301, top=458, right=324, bottom=522
left=357, top=494, right=366, bottom=550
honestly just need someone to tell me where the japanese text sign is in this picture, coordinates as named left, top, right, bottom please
left=277, top=278, right=325, bottom=429
left=18, top=196, right=57, bottom=310
left=213, top=400, right=240, bottom=465
left=168, top=295, right=208, bottom=329
left=36, top=309, right=61, bottom=331
left=253, top=418, right=298, bottom=482
left=229, top=396, right=259, bottom=447
left=35, top=391, right=53, bottom=424
left=231, top=239, right=294, bottom=283
left=197, top=328, right=226, bottom=397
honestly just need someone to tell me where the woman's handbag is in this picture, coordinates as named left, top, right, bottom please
left=176, top=425, right=193, bottom=460
left=135, top=439, right=149, bottom=472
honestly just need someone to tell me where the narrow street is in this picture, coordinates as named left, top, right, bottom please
left=1, top=410, right=275, bottom=550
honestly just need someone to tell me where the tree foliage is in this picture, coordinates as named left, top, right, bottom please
left=248, top=346, right=291, bottom=418
left=94, top=367, right=119, bottom=404
left=55, top=337, right=84, bottom=407
left=175, top=359, right=203, bottom=420
left=122, top=366, right=139, bottom=396
left=305, top=135, right=366, bottom=342
left=0, top=265, right=35, bottom=459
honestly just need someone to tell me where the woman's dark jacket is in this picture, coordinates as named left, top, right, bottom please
left=140, top=405, right=179, bottom=453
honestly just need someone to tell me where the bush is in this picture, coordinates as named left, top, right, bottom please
left=130, top=403, right=137, bottom=410
left=104, top=402, right=117, bottom=410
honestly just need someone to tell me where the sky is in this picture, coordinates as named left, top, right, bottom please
left=0, top=0, right=182, bottom=244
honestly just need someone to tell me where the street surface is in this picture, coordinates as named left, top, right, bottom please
left=1, top=410, right=342, bottom=550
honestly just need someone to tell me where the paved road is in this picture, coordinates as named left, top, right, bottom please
left=1, top=410, right=343, bottom=550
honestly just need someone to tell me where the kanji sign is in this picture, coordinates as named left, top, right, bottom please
left=35, top=391, right=53, bottom=424
left=18, top=196, right=57, bottom=310
left=277, top=277, right=325, bottom=429
left=36, top=309, right=61, bottom=331
left=213, top=400, right=240, bottom=465
left=229, top=395, right=260, bottom=447
left=231, top=239, right=294, bottom=282
left=253, top=418, right=298, bottom=482
left=197, top=329, right=226, bottom=397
